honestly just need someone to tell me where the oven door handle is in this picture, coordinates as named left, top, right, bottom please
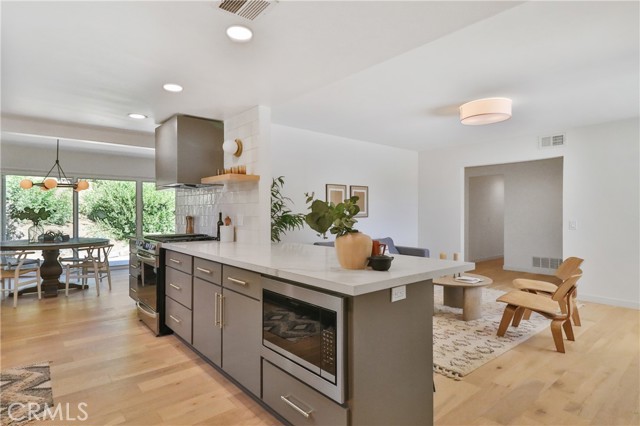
left=136, top=253, right=155, bottom=264
left=136, top=302, right=157, bottom=319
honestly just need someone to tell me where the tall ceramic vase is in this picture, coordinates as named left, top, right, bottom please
left=335, top=232, right=373, bottom=270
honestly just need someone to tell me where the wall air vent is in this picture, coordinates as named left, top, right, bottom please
left=532, top=256, right=563, bottom=270
left=539, top=133, right=566, bottom=149
left=218, top=0, right=276, bottom=20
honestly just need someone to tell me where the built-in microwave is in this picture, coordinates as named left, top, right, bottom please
left=261, top=277, right=346, bottom=404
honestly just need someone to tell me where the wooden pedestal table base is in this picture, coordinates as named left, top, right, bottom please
left=433, top=273, right=493, bottom=320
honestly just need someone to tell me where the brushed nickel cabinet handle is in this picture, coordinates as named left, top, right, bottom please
left=196, top=267, right=212, bottom=274
left=280, top=395, right=312, bottom=419
left=219, top=295, right=224, bottom=328
left=169, top=314, right=181, bottom=324
left=130, top=264, right=139, bottom=269
left=214, top=293, right=220, bottom=327
left=169, top=258, right=182, bottom=265
left=130, top=287, right=137, bottom=293
left=227, top=277, right=247, bottom=286
left=169, top=283, right=181, bottom=290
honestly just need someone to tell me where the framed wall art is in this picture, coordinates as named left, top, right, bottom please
left=326, top=184, right=347, bottom=205
left=350, top=185, right=368, bottom=217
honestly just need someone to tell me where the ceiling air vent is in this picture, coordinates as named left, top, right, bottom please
left=538, top=133, right=566, bottom=149
left=218, top=0, right=275, bottom=20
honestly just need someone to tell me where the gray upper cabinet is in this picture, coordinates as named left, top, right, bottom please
left=192, top=277, right=222, bottom=366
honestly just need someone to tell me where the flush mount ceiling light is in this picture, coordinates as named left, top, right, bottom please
left=459, top=97, right=512, bottom=125
left=128, top=113, right=147, bottom=119
left=163, top=83, right=183, bottom=93
left=223, top=138, right=243, bottom=157
left=226, top=25, right=253, bottom=42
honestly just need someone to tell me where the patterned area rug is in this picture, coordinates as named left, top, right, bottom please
left=433, top=286, right=549, bottom=380
left=0, top=361, right=53, bottom=426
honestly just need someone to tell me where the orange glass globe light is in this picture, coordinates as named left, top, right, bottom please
left=76, top=180, right=90, bottom=191
left=19, top=179, right=33, bottom=189
left=43, top=178, right=58, bottom=189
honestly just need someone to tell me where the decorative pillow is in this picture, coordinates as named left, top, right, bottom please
left=374, top=237, right=399, bottom=255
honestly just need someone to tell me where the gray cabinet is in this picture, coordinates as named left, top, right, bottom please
left=192, top=277, right=222, bottom=366
left=166, top=295, right=192, bottom=343
left=165, top=267, right=193, bottom=309
left=221, top=287, right=261, bottom=396
left=263, top=360, right=348, bottom=426
left=165, top=250, right=193, bottom=274
left=164, top=252, right=193, bottom=343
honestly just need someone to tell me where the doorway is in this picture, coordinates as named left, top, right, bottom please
left=464, top=157, right=563, bottom=275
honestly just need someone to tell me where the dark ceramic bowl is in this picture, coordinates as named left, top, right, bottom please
left=368, top=255, right=394, bottom=271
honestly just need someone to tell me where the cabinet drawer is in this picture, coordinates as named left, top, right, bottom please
left=165, top=267, right=192, bottom=309
left=129, top=275, right=139, bottom=302
left=165, top=296, right=192, bottom=343
left=262, top=361, right=348, bottom=426
left=194, top=258, right=222, bottom=284
left=165, top=250, right=192, bottom=274
left=222, top=265, right=261, bottom=300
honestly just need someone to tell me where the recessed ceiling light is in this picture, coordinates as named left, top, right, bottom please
left=226, top=25, right=253, bottom=42
left=163, top=83, right=183, bottom=93
left=128, top=113, right=147, bottom=120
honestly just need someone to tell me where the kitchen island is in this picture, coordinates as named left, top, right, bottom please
left=161, top=241, right=473, bottom=426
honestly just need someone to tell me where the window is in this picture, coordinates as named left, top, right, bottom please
left=142, top=182, right=175, bottom=235
left=78, top=179, right=137, bottom=263
left=1, top=175, right=176, bottom=265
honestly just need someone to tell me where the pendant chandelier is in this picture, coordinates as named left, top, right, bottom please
left=19, top=139, right=90, bottom=192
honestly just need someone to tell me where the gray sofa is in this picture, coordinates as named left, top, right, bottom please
left=314, top=237, right=429, bottom=258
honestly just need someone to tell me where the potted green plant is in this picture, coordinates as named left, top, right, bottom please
left=271, top=176, right=305, bottom=243
left=304, top=193, right=372, bottom=270
left=11, top=206, right=51, bottom=243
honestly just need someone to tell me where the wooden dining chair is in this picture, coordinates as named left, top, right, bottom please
left=0, top=250, right=42, bottom=307
left=496, top=273, right=582, bottom=353
left=512, top=257, right=584, bottom=325
left=63, top=244, right=113, bottom=296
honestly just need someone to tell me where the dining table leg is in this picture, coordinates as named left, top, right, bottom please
left=40, top=248, right=63, bottom=297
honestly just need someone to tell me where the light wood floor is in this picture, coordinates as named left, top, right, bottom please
left=1, top=260, right=638, bottom=425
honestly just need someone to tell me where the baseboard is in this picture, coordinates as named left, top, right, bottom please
left=503, top=264, right=555, bottom=276
left=578, top=293, right=640, bottom=310
left=471, top=255, right=503, bottom=262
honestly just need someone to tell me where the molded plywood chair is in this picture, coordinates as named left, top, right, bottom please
left=0, top=250, right=42, bottom=307
left=496, top=273, right=582, bottom=353
left=63, top=244, right=113, bottom=296
left=513, top=257, right=584, bottom=325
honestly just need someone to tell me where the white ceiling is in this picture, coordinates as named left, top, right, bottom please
left=1, top=1, right=638, bottom=152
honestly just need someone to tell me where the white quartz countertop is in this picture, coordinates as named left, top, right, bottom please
left=161, top=242, right=474, bottom=296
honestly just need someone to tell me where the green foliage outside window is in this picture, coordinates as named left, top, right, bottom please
left=79, top=180, right=175, bottom=240
left=6, top=176, right=72, bottom=225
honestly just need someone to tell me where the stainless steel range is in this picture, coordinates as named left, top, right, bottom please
left=129, top=234, right=217, bottom=335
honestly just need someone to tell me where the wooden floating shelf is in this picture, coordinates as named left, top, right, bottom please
left=201, top=174, right=260, bottom=184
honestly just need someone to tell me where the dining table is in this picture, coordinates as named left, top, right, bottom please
left=0, top=237, right=110, bottom=297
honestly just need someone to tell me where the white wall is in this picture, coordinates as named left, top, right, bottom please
left=271, top=124, right=419, bottom=246
left=419, top=118, right=639, bottom=309
left=466, top=174, right=504, bottom=262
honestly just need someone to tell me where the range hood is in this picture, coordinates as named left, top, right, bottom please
left=155, top=114, right=224, bottom=189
